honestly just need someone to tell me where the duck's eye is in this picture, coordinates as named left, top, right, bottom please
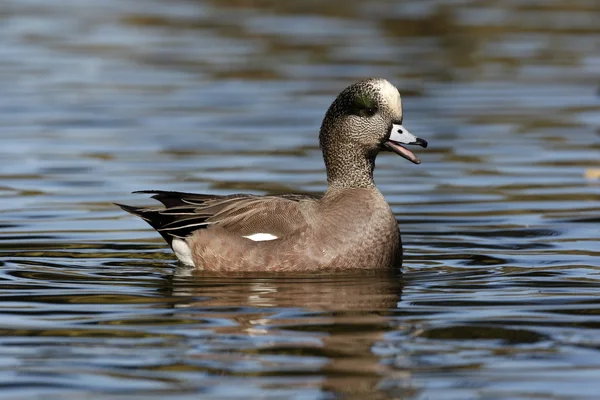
left=359, top=106, right=377, bottom=117
left=351, top=94, right=378, bottom=117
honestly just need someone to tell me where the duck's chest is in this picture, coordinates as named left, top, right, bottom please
left=348, top=202, right=401, bottom=268
left=316, top=189, right=401, bottom=269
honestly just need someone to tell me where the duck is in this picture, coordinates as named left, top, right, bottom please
left=117, top=78, right=428, bottom=272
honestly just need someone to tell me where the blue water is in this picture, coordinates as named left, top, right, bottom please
left=1, top=0, right=599, bottom=398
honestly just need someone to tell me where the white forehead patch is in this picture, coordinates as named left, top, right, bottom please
left=373, top=79, right=402, bottom=115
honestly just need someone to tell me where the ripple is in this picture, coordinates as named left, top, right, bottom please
left=0, top=0, right=599, bottom=398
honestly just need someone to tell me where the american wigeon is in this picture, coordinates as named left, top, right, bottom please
left=117, top=78, right=427, bottom=272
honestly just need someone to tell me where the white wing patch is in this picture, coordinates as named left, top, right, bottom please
left=243, top=233, right=278, bottom=241
left=172, top=238, right=194, bottom=266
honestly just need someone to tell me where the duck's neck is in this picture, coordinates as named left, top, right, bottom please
left=323, top=143, right=377, bottom=190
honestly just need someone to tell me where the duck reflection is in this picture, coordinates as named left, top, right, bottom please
left=167, top=267, right=406, bottom=397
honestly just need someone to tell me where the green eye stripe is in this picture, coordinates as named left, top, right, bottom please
left=351, top=93, right=377, bottom=116
left=355, top=93, right=376, bottom=108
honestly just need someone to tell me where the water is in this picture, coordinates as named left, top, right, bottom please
left=1, top=0, right=599, bottom=398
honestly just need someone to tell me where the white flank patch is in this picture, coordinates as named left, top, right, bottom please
left=374, top=79, right=402, bottom=115
left=243, top=233, right=278, bottom=241
left=172, top=238, right=194, bottom=266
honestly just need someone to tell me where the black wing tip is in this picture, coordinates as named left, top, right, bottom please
left=130, top=190, right=216, bottom=208
left=132, top=190, right=163, bottom=195
left=114, top=202, right=142, bottom=215
left=130, top=190, right=185, bottom=206
left=132, top=190, right=166, bottom=201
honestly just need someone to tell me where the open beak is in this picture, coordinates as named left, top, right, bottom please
left=384, top=123, right=428, bottom=164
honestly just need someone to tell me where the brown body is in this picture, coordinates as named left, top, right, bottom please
left=117, top=78, right=426, bottom=273
left=186, top=188, right=401, bottom=272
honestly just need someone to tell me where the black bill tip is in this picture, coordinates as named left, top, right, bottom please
left=414, top=137, right=428, bottom=148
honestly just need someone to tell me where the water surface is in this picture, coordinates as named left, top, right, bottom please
left=1, top=0, right=599, bottom=398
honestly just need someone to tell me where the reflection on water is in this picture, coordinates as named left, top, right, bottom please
left=0, top=0, right=599, bottom=398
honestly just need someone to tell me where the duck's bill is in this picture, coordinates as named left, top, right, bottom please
left=384, top=123, right=428, bottom=164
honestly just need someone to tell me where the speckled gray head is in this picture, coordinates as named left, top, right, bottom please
left=320, top=78, right=427, bottom=166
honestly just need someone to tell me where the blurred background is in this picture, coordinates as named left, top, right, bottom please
left=0, top=0, right=599, bottom=399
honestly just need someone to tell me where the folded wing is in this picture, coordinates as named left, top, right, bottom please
left=116, top=190, right=317, bottom=246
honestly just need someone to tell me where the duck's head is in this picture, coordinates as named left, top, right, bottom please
left=319, top=78, right=427, bottom=167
